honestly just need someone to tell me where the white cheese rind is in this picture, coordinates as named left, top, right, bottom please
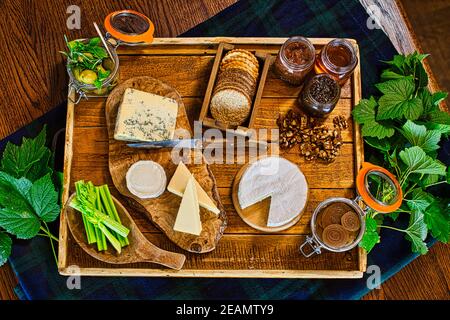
left=238, top=156, right=308, bottom=227
left=114, top=88, right=178, bottom=142
left=126, top=161, right=167, bottom=199
left=173, top=176, right=202, bottom=236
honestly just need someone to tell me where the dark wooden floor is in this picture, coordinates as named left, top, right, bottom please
left=0, top=0, right=449, bottom=300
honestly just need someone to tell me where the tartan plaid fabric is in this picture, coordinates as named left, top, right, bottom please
left=4, top=0, right=433, bottom=300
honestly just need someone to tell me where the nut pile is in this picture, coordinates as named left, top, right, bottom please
left=277, top=110, right=348, bottom=162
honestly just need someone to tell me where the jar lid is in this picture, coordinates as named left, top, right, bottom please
left=104, top=10, right=154, bottom=44
left=356, top=162, right=402, bottom=213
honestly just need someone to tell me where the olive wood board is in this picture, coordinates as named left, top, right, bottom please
left=64, top=193, right=186, bottom=270
left=105, top=76, right=227, bottom=253
left=58, top=37, right=365, bottom=278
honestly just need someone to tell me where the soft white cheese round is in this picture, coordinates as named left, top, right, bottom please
left=238, top=156, right=308, bottom=227
left=126, top=160, right=167, bottom=199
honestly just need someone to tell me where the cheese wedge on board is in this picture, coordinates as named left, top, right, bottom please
left=167, top=162, right=220, bottom=215
left=173, top=176, right=202, bottom=236
left=114, top=88, right=178, bottom=142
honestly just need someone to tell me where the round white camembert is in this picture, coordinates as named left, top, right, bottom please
left=126, top=160, right=167, bottom=199
left=238, top=156, right=308, bottom=227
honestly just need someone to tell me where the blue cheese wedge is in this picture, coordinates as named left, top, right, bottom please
left=114, top=88, right=179, bottom=142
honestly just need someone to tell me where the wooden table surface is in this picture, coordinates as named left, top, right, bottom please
left=0, top=0, right=448, bottom=300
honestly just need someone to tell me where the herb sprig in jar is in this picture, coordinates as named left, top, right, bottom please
left=60, top=36, right=113, bottom=89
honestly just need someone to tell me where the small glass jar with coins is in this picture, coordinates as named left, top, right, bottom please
left=300, top=162, right=403, bottom=257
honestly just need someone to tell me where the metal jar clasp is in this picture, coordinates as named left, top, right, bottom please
left=299, top=236, right=322, bottom=257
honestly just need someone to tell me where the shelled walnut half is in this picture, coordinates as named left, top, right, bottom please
left=276, top=110, right=308, bottom=149
left=277, top=110, right=346, bottom=163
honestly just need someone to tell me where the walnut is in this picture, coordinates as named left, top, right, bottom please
left=333, top=115, right=348, bottom=130
left=277, top=109, right=347, bottom=162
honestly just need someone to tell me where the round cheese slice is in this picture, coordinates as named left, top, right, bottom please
left=126, top=160, right=167, bottom=199
left=238, top=156, right=308, bottom=227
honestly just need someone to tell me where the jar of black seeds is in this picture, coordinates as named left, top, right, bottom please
left=300, top=74, right=340, bottom=118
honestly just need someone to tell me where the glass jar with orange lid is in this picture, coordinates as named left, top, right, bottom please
left=314, top=39, right=358, bottom=85
left=299, top=163, right=403, bottom=257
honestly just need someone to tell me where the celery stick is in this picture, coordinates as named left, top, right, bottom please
left=98, top=213, right=130, bottom=238
left=79, top=181, right=97, bottom=244
left=94, top=187, right=107, bottom=251
left=98, top=223, right=122, bottom=254
left=99, top=185, right=129, bottom=247
left=76, top=181, right=96, bottom=244
left=94, top=226, right=104, bottom=251
left=98, top=187, right=126, bottom=247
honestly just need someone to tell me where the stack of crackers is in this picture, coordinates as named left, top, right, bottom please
left=210, top=49, right=259, bottom=126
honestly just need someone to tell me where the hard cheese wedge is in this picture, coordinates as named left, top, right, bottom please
left=173, top=176, right=202, bottom=236
left=114, top=88, right=178, bottom=142
left=167, top=162, right=220, bottom=215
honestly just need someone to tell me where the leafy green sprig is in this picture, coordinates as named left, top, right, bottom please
left=60, top=36, right=111, bottom=89
left=353, top=52, right=449, bottom=254
left=0, top=126, right=61, bottom=266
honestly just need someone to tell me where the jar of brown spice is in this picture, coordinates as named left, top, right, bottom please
left=274, top=36, right=316, bottom=85
left=300, top=74, right=341, bottom=118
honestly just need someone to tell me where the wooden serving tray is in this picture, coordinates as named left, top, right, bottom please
left=58, top=37, right=365, bottom=278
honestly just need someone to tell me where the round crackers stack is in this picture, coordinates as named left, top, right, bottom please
left=210, top=49, right=259, bottom=126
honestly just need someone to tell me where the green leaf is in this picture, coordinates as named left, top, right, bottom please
left=387, top=210, right=400, bottom=221
left=0, top=207, right=40, bottom=239
left=399, top=120, right=441, bottom=153
left=352, top=97, right=378, bottom=124
left=380, top=70, right=407, bottom=81
left=418, top=89, right=433, bottom=114
left=423, top=174, right=441, bottom=187
left=25, top=148, right=52, bottom=182
left=88, top=37, right=101, bottom=46
left=0, top=172, right=33, bottom=213
left=27, top=174, right=60, bottom=223
left=365, top=136, right=391, bottom=152
left=384, top=54, right=406, bottom=72
left=404, top=211, right=428, bottom=255
left=432, top=91, right=448, bottom=106
left=415, top=62, right=428, bottom=89
left=428, top=108, right=450, bottom=125
left=402, top=98, right=423, bottom=121
left=376, top=78, right=417, bottom=120
left=406, top=188, right=433, bottom=213
left=424, top=122, right=450, bottom=136
left=1, top=126, right=48, bottom=179
left=0, top=232, right=12, bottom=267
left=359, top=216, right=380, bottom=253
left=352, top=97, right=396, bottom=138
left=361, top=121, right=395, bottom=139
left=399, top=146, right=446, bottom=176
left=423, top=201, right=449, bottom=243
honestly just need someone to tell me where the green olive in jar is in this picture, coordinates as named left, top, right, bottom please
left=102, top=58, right=115, bottom=71
left=72, top=67, right=82, bottom=82
left=79, top=70, right=97, bottom=84
left=96, top=64, right=107, bottom=73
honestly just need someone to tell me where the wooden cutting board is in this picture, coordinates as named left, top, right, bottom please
left=105, top=76, right=227, bottom=253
